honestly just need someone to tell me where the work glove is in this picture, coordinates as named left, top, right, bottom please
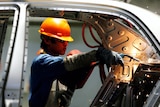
left=57, top=89, right=74, bottom=107
left=64, top=47, right=124, bottom=72
left=97, top=47, right=124, bottom=66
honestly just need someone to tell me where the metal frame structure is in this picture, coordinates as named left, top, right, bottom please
left=0, top=1, right=159, bottom=107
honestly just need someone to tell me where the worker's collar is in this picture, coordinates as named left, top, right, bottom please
left=36, top=49, right=46, bottom=55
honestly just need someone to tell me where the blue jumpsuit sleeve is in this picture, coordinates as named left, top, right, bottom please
left=29, top=54, right=67, bottom=107
left=31, top=54, right=67, bottom=79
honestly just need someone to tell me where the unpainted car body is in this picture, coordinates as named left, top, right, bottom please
left=0, top=0, right=160, bottom=107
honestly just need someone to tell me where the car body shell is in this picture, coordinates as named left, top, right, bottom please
left=0, top=0, right=159, bottom=107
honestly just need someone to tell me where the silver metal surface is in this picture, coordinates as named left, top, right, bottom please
left=0, top=1, right=159, bottom=107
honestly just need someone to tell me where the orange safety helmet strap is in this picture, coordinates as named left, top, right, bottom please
left=39, top=17, right=74, bottom=42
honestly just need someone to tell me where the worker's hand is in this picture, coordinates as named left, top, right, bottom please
left=97, top=47, right=124, bottom=66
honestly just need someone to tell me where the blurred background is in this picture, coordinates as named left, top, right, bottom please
left=0, top=0, right=160, bottom=107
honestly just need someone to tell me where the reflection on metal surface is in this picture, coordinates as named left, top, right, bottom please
left=82, top=13, right=160, bottom=107
left=0, top=1, right=159, bottom=107
left=133, top=38, right=147, bottom=51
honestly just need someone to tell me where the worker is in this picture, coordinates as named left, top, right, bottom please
left=29, top=17, right=124, bottom=107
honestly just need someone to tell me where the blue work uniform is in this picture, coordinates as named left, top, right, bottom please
left=29, top=54, right=67, bottom=107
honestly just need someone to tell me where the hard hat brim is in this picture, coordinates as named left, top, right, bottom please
left=39, top=30, right=74, bottom=42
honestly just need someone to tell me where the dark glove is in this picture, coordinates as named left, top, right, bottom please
left=97, top=47, right=124, bottom=66
left=57, top=89, right=74, bottom=107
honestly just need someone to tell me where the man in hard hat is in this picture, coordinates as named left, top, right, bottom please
left=29, top=17, right=124, bottom=107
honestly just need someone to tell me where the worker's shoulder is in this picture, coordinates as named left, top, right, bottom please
left=33, top=54, right=63, bottom=64
left=33, top=54, right=51, bottom=61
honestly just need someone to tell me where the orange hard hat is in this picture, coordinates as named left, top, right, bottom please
left=39, top=17, right=74, bottom=42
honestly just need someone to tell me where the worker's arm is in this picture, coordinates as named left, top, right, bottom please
left=63, top=47, right=124, bottom=72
